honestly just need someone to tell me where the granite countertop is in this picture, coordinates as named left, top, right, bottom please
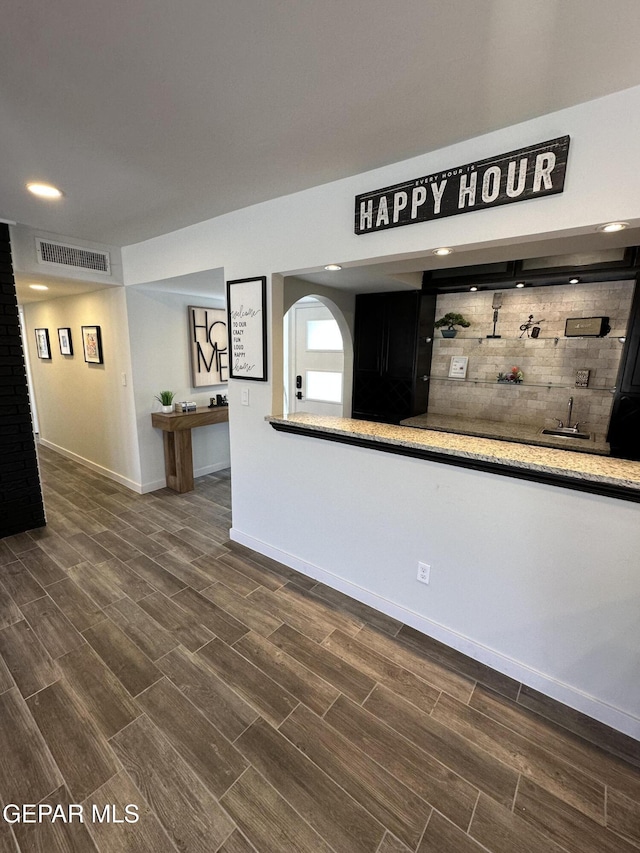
left=400, top=413, right=610, bottom=455
left=267, top=413, right=640, bottom=494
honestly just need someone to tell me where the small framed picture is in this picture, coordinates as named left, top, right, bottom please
left=449, top=355, right=468, bottom=379
left=81, top=325, right=103, bottom=364
left=575, top=369, right=590, bottom=388
left=58, top=327, right=73, bottom=356
left=34, top=328, right=51, bottom=360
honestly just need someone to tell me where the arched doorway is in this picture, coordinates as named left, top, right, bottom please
left=284, top=295, right=352, bottom=417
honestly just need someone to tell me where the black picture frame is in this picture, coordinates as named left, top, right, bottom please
left=81, top=325, right=103, bottom=364
left=57, top=327, right=73, bottom=356
left=226, top=276, right=268, bottom=381
left=34, top=328, right=51, bottom=359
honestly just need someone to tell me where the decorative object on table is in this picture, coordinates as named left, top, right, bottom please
left=575, top=369, right=590, bottom=388
left=174, top=401, right=197, bottom=413
left=34, top=328, right=51, bottom=359
left=57, top=327, right=73, bottom=355
left=486, top=292, right=503, bottom=339
left=208, top=394, right=228, bottom=407
left=188, top=306, right=228, bottom=387
left=81, top=325, right=103, bottom=364
left=434, top=312, right=471, bottom=338
left=519, top=314, right=545, bottom=338
left=226, top=276, right=268, bottom=380
left=155, top=390, right=175, bottom=413
left=564, top=316, right=610, bottom=337
left=448, top=356, right=468, bottom=379
left=497, top=365, right=524, bottom=383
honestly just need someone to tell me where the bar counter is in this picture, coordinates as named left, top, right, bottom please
left=267, top=413, right=640, bottom=502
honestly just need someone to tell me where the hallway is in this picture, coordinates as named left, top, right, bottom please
left=0, top=448, right=638, bottom=852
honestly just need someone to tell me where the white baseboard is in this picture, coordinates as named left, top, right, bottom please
left=195, top=460, right=231, bottom=478
left=230, top=527, right=640, bottom=741
left=140, top=461, right=231, bottom=494
left=38, top=439, right=143, bottom=493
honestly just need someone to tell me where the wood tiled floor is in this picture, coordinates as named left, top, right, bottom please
left=0, top=446, right=639, bottom=852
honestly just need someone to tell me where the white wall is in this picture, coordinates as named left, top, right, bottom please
left=121, top=86, right=640, bottom=736
left=126, top=287, right=230, bottom=491
left=233, top=430, right=640, bottom=737
left=23, top=287, right=141, bottom=489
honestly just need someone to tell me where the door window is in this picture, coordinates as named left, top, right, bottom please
left=306, top=319, right=342, bottom=351
left=306, top=370, right=343, bottom=403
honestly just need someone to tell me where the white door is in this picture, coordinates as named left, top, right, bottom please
left=291, top=301, right=344, bottom=417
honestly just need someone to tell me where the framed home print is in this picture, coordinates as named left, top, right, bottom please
left=81, top=325, right=103, bottom=364
left=34, top=328, right=51, bottom=360
left=188, top=306, right=229, bottom=386
left=58, top=327, right=73, bottom=356
left=226, top=276, right=268, bottom=381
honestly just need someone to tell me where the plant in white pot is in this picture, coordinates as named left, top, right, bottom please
left=434, top=312, right=471, bottom=338
left=155, top=390, right=175, bottom=413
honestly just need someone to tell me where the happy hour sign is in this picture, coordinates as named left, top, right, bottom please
left=226, top=276, right=268, bottom=381
left=355, top=136, right=570, bottom=234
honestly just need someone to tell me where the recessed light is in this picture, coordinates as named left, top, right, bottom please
left=433, top=247, right=452, bottom=256
left=515, top=282, right=525, bottom=288
left=29, top=284, right=49, bottom=291
left=470, top=286, right=478, bottom=292
left=597, top=221, right=628, bottom=233
left=324, top=264, right=342, bottom=271
left=569, top=277, right=580, bottom=284
left=27, top=182, right=63, bottom=199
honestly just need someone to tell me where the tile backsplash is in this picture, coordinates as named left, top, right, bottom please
left=427, top=280, right=634, bottom=438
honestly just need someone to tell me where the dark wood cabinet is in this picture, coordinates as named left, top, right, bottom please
left=608, top=274, right=640, bottom=459
left=352, top=291, right=435, bottom=423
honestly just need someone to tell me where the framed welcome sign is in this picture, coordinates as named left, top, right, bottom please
left=226, top=277, right=268, bottom=381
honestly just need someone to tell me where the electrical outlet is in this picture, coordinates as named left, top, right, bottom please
left=417, top=562, right=430, bottom=584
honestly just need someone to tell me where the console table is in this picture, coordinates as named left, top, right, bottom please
left=151, top=407, right=229, bottom=493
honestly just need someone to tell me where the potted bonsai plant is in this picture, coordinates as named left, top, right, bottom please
left=434, top=312, right=471, bottom=338
left=155, top=390, right=175, bottom=413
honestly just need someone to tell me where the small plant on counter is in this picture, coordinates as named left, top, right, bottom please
left=155, top=390, right=175, bottom=406
left=434, top=312, right=471, bottom=338
left=155, top=391, right=176, bottom=412
left=497, top=366, right=524, bottom=384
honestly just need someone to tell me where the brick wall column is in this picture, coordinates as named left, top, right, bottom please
left=0, top=223, right=46, bottom=537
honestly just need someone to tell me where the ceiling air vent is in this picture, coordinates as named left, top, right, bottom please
left=35, top=238, right=111, bottom=274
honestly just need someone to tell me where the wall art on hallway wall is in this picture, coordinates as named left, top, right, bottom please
left=81, top=325, right=103, bottom=364
left=188, top=306, right=228, bottom=387
left=57, top=327, right=73, bottom=356
left=34, top=328, right=51, bottom=359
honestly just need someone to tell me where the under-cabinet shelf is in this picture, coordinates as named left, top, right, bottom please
left=429, top=376, right=615, bottom=391
left=431, top=335, right=624, bottom=344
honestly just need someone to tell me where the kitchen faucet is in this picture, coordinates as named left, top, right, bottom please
left=554, top=396, right=583, bottom=432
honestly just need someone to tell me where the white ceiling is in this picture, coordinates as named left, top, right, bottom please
left=13, top=274, right=120, bottom=305
left=4, top=1, right=640, bottom=250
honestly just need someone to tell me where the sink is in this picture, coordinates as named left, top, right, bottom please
left=540, top=428, right=591, bottom=440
